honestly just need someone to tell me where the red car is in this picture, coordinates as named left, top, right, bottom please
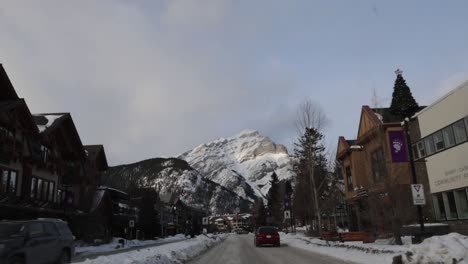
left=254, top=226, right=280, bottom=247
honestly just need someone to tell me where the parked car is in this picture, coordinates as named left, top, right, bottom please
left=254, top=226, right=280, bottom=247
left=235, top=228, right=249, bottom=235
left=0, top=218, right=75, bottom=264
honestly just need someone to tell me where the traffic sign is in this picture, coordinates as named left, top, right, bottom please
left=202, top=217, right=209, bottom=225
left=129, top=220, right=135, bottom=228
left=411, top=184, right=426, bottom=205
left=284, top=210, right=291, bottom=219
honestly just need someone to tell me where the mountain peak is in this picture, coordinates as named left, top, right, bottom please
left=236, top=129, right=260, bottom=138
left=179, top=129, right=294, bottom=199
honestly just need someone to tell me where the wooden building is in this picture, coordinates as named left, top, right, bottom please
left=337, top=106, right=420, bottom=233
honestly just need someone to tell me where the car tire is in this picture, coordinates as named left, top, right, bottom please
left=57, top=249, right=71, bottom=264
left=8, top=256, right=25, bottom=264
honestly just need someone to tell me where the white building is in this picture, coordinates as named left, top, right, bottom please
left=413, top=82, right=468, bottom=224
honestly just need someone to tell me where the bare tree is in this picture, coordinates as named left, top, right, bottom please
left=294, top=99, right=328, bottom=236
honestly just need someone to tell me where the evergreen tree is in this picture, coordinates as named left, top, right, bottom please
left=267, top=172, right=282, bottom=226
left=389, top=69, right=420, bottom=118
left=292, top=127, right=328, bottom=234
left=252, top=199, right=267, bottom=227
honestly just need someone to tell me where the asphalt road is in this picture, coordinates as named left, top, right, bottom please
left=188, top=234, right=356, bottom=264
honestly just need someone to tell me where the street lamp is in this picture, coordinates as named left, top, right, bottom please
left=401, top=117, right=425, bottom=237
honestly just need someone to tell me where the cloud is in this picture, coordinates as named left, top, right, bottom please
left=0, top=1, right=298, bottom=165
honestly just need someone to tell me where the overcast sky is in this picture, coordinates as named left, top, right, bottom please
left=2, top=1, right=468, bottom=166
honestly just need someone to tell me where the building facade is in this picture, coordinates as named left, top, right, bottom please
left=411, top=82, right=468, bottom=234
left=337, top=106, right=421, bottom=234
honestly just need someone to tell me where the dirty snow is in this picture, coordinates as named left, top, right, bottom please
left=282, top=232, right=468, bottom=264
left=75, top=234, right=228, bottom=264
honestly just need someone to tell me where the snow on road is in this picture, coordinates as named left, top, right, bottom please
left=74, top=234, right=227, bottom=264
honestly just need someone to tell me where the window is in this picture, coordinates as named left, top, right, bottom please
left=345, top=167, right=353, bottom=192
left=453, top=120, right=467, bottom=144
left=41, top=181, right=49, bottom=201
left=37, top=178, right=43, bottom=200
left=443, top=191, right=459, bottom=220
left=417, top=141, right=426, bottom=158
left=412, top=145, right=419, bottom=160
left=371, top=148, right=387, bottom=182
left=48, top=182, right=55, bottom=202
left=443, top=126, right=456, bottom=148
left=9, top=171, right=16, bottom=194
left=433, top=193, right=446, bottom=220
left=40, top=145, right=49, bottom=163
left=455, top=189, right=468, bottom=219
left=0, top=168, right=18, bottom=195
left=424, top=136, right=435, bottom=155
left=433, top=131, right=445, bottom=152
left=57, top=189, right=64, bottom=205
left=31, top=177, right=37, bottom=198
left=1, top=170, right=8, bottom=193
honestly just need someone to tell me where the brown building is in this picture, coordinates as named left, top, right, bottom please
left=337, top=106, right=423, bottom=234
left=0, top=64, right=109, bottom=229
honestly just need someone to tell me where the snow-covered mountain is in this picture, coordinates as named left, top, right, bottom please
left=102, top=158, right=252, bottom=214
left=178, top=130, right=295, bottom=201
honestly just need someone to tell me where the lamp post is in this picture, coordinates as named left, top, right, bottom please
left=402, top=117, right=425, bottom=236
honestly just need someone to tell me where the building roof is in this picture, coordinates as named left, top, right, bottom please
left=370, top=107, right=403, bottom=123
left=84, top=145, right=109, bottom=170
left=0, top=99, right=39, bottom=133
left=33, top=113, right=85, bottom=159
left=0, top=64, right=19, bottom=101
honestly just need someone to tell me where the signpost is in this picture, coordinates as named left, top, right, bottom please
left=411, top=184, right=426, bottom=205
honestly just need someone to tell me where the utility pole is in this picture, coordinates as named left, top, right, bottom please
left=403, top=118, right=425, bottom=236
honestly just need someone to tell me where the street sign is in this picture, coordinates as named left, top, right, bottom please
left=129, top=220, right=135, bottom=228
left=284, top=210, right=291, bottom=219
left=202, top=217, right=209, bottom=225
left=411, top=184, right=426, bottom=205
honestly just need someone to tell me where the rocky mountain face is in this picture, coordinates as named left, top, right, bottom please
left=102, top=130, right=295, bottom=214
left=178, top=130, right=295, bottom=201
left=102, top=158, right=252, bottom=214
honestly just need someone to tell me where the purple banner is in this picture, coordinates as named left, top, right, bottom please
left=388, top=131, right=408, bottom=163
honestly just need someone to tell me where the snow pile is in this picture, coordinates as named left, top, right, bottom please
left=400, top=233, right=468, bottom=264
left=76, top=235, right=186, bottom=255
left=76, top=234, right=228, bottom=264
left=281, top=232, right=406, bottom=264
left=179, top=130, right=294, bottom=201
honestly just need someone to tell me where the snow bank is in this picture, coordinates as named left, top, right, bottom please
left=75, top=234, right=228, bottom=264
left=281, top=232, right=405, bottom=264
left=400, top=233, right=468, bottom=264
left=76, top=234, right=186, bottom=255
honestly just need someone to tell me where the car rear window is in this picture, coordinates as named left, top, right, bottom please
left=258, top=227, right=278, bottom=234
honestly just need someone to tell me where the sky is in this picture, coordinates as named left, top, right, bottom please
left=1, top=1, right=468, bottom=166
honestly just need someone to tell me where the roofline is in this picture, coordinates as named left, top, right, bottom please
left=0, top=64, right=19, bottom=100
left=414, top=80, right=468, bottom=118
